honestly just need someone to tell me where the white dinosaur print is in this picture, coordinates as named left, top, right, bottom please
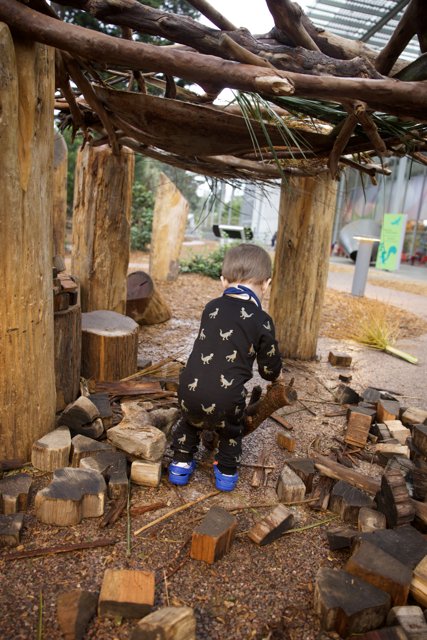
left=267, top=345, right=276, bottom=357
left=180, top=399, right=188, bottom=412
left=240, top=307, right=254, bottom=320
left=220, top=374, right=234, bottom=389
left=263, top=320, right=272, bottom=330
left=225, top=350, right=237, bottom=363
left=248, top=344, right=255, bottom=356
left=201, top=353, right=214, bottom=365
left=229, top=438, right=238, bottom=447
left=235, top=406, right=241, bottom=415
left=235, top=455, right=242, bottom=464
left=177, top=434, right=186, bottom=445
left=199, top=328, right=206, bottom=340
left=202, top=403, right=216, bottom=415
left=217, top=421, right=225, bottom=429
left=188, top=378, right=198, bottom=391
left=220, top=328, right=233, bottom=340
left=264, top=365, right=273, bottom=375
left=209, top=308, right=219, bottom=319
left=190, top=419, right=204, bottom=427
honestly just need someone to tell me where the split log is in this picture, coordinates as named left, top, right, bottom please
left=126, top=271, right=172, bottom=325
left=150, top=173, right=189, bottom=281
left=100, top=495, right=127, bottom=528
left=250, top=449, right=269, bottom=488
left=386, top=605, right=427, bottom=638
left=98, top=569, right=155, bottom=619
left=377, top=399, right=400, bottom=423
left=355, top=526, right=427, bottom=570
left=57, top=590, right=98, bottom=640
left=314, top=567, right=391, bottom=637
left=130, top=461, right=162, bottom=488
left=374, top=443, right=410, bottom=465
left=276, top=465, right=306, bottom=502
left=345, top=409, right=373, bottom=448
left=80, top=450, right=128, bottom=500
left=345, top=540, right=412, bottom=606
left=0, top=25, right=56, bottom=461
left=58, top=396, right=103, bottom=439
left=0, top=513, right=24, bottom=547
left=244, top=381, right=297, bottom=435
left=311, top=452, right=380, bottom=494
left=371, top=423, right=393, bottom=442
left=190, top=506, right=236, bottom=564
left=326, top=526, right=358, bottom=551
left=401, top=407, right=427, bottom=427
left=329, top=481, right=374, bottom=525
left=384, top=420, right=410, bottom=445
left=412, top=424, right=427, bottom=457
left=88, top=393, right=113, bottom=430
left=107, top=423, right=166, bottom=462
left=328, top=352, right=352, bottom=367
left=247, top=504, right=295, bottom=546
left=81, top=310, right=139, bottom=381
left=310, top=476, right=335, bottom=511
left=31, top=426, right=71, bottom=472
left=72, top=144, right=134, bottom=314
left=0, top=473, right=33, bottom=515
left=375, top=468, right=415, bottom=528
left=410, top=556, right=427, bottom=608
left=35, top=467, right=107, bottom=526
left=130, top=607, right=196, bottom=640
left=276, top=432, right=296, bottom=452
left=334, top=384, right=361, bottom=405
left=287, top=458, right=316, bottom=492
left=54, top=297, right=81, bottom=413
left=358, top=508, right=386, bottom=533
left=70, top=435, right=113, bottom=468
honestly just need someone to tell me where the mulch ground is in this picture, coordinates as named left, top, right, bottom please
left=0, top=272, right=426, bottom=640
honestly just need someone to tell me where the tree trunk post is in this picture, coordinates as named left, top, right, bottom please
left=52, top=130, right=68, bottom=258
left=71, top=144, right=135, bottom=314
left=269, top=174, right=338, bottom=360
left=150, top=172, right=189, bottom=281
left=0, top=26, right=56, bottom=460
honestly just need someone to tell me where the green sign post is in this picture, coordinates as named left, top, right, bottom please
left=375, top=213, right=407, bottom=271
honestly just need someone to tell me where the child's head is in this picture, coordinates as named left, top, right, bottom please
left=221, top=243, right=272, bottom=286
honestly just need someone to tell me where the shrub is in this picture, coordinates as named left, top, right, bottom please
left=180, top=244, right=230, bottom=279
left=131, top=183, right=155, bottom=251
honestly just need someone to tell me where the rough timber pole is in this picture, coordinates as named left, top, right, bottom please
left=52, top=130, right=68, bottom=259
left=71, top=144, right=135, bottom=314
left=269, top=175, right=338, bottom=360
left=0, top=26, right=56, bottom=460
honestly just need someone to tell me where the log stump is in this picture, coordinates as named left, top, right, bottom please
left=81, top=310, right=139, bottom=381
left=126, top=271, right=172, bottom=325
left=54, top=303, right=81, bottom=412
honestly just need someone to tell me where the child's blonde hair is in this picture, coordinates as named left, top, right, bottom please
left=221, top=243, right=272, bottom=284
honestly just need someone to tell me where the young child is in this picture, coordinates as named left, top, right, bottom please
left=169, top=243, right=283, bottom=491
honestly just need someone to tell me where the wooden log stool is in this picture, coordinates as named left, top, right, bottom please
left=126, top=271, right=172, bottom=325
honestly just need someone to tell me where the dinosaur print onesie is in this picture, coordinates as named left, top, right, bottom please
left=172, top=286, right=282, bottom=474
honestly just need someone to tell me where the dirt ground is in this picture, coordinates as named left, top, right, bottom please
left=1, top=269, right=427, bottom=640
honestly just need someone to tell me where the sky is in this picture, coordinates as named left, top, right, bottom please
left=199, top=0, right=315, bottom=34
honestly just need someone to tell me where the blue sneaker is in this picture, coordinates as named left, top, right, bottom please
left=168, top=460, right=196, bottom=486
left=214, top=464, right=238, bottom=492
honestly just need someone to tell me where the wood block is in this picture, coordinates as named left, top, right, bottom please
left=358, top=507, right=386, bottom=533
left=58, top=397, right=103, bottom=439
left=276, top=432, right=296, bottom=452
left=374, top=443, right=410, bottom=463
left=31, top=426, right=71, bottom=471
left=247, top=504, right=295, bottom=546
left=413, top=424, right=427, bottom=457
left=54, top=291, right=70, bottom=312
left=345, top=410, right=373, bottom=447
left=276, top=464, right=306, bottom=502
left=410, top=555, right=427, bottom=608
left=287, top=458, right=316, bottom=492
left=35, top=467, right=107, bottom=526
left=329, top=480, right=373, bottom=525
left=314, top=567, right=391, bottom=636
left=362, top=388, right=382, bottom=404
left=107, top=423, right=166, bottom=462
left=375, top=468, right=415, bottom=528
left=88, top=393, right=113, bottom=430
left=326, top=526, right=358, bottom=551
left=310, top=476, right=335, bottom=511
left=328, top=351, right=352, bottom=367
left=57, top=590, right=98, bottom=640
left=401, top=407, right=427, bottom=427
left=349, top=627, right=406, bottom=639
left=80, top=450, right=128, bottom=500
left=0, top=513, right=24, bottom=547
left=387, top=605, right=427, bottom=639
left=98, top=569, right=155, bottom=619
left=345, top=539, right=412, bottom=606
left=377, top=399, right=401, bottom=423
left=334, top=384, right=361, bottom=405
left=0, top=473, right=33, bottom=514
left=357, top=526, right=427, bottom=570
left=370, top=423, right=392, bottom=442
left=384, top=420, right=410, bottom=445
left=130, top=606, right=196, bottom=640
left=70, top=434, right=113, bottom=467
left=190, top=506, right=236, bottom=564
left=131, top=461, right=162, bottom=488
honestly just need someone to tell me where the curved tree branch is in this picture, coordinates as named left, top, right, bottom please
left=265, top=0, right=320, bottom=51
left=185, top=0, right=236, bottom=31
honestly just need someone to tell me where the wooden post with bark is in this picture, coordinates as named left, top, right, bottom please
left=71, top=144, right=135, bottom=314
left=0, top=25, right=56, bottom=461
left=269, top=175, right=338, bottom=360
left=52, top=130, right=68, bottom=258
left=149, top=172, right=189, bottom=281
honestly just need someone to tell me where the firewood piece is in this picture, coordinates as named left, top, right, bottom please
left=88, top=393, right=113, bottom=430
left=130, top=606, right=196, bottom=640
left=31, top=426, right=71, bottom=472
left=358, top=507, right=386, bottom=533
left=287, top=458, right=316, bottom=492
left=356, top=526, right=427, bottom=570
left=384, top=420, right=410, bottom=445
left=345, top=410, right=373, bottom=447
left=148, top=407, right=180, bottom=438
left=54, top=291, right=70, bottom=312
left=270, top=412, right=294, bottom=430
left=130, top=461, right=162, bottom=488
left=98, top=569, right=155, bottom=619
left=80, top=450, right=128, bottom=500
left=375, top=468, right=415, bottom=528
left=54, top=302, right=82, bottom=412
left=244, top=381, right=297, bottom=435
left=250, top=449, right=269, bottom=488
left=276, top=464, right=306, bottom=503
left=374, top=443, right=410, bottom=466
left=107, top=423, right=166, bottom=462
left=350, top=626, right=406, bottom=639
left=377, top=399, right=400, bottom=423
left=412, top=424, right=427, bottom=457
left=310, top=476, right=335, bottom=511
left=362, top=388, right=382, bottom=404
left=58, top=396, right=103, bottom=439
left=345, top=539, right=412, bottom=606
left=247, top=504, right=295, bottom=546
left=100, top=495, right=127, bottom=528
left=412, top=458, right=427, bottom=501
left=328, top=351, right=352, bottom=367
left=57, top=590, right=98, bottom=640
left=311, top=452, right=380, bottom=494
left=0, top=513, right=24, bottom=547
left=81, top=310, right=139, bottom=381
left=326, top=526, right=358, bottom=551
left=371, top=423, right=392, bottom=442
left=329, top=481, right=373, bottom=525
left=387, top=606, right=427, bottom=639
left=276, top=432, right=296, bottom=452
left=70, top=434, right=113, bottom=467
left=0, top=473, right=33, bottom=514
left=190, top=506, right=236, bottom=564
left=35, top=467, right=107, bottom=526
left=126, top=271, right=172, bottom=326
left=334, top=384, right=360, bottom=405
left=410, top=556, right=427, bottom=608
left=401, top=407, right=427, bottom=427
left=314, top=567, right=391, bottom=637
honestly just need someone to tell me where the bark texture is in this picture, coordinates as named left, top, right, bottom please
left=52, top=130, right=68, bottom=258
left=54, top=303, right=82, bottom=412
